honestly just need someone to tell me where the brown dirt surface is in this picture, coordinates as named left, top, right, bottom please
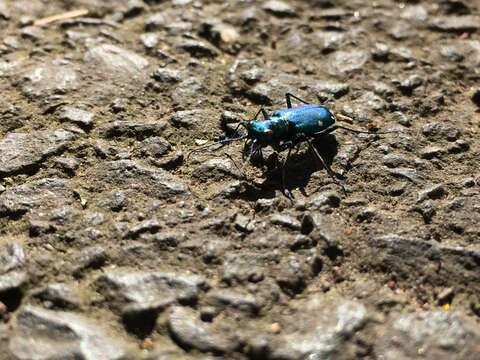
left=0, top=1, right=479, bottom=359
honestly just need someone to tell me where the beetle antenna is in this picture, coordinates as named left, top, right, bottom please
left=187, top=135, right=248, bottom=159
left=231, top=121, right=248, bottom=136
left=335, top=124, right=399, bottom=135
left=335, top=114, right=400, bottom=134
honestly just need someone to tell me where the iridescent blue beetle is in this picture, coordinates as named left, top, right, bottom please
left=190, top=93, right=392, bottom=196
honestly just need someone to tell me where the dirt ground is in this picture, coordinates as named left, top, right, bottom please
left=0, top=0, right=479, bottom=359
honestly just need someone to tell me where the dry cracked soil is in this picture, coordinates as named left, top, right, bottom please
left=0, top=0, right=479, bottom=359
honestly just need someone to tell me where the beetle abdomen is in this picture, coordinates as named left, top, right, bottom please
left=274, top=105, right=335, bottom=136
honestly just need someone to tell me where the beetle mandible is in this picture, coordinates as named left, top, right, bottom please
left=190, top=92, right=393, bottom=197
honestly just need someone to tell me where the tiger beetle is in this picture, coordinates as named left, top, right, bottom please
left=190, top=93, right=394, bottom=198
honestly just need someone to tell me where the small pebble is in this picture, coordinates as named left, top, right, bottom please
left=270, top=322, right=282, bottom=334
left=139, top=337, right=155, bottom=351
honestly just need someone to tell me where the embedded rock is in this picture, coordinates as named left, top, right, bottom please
left=9, top=306, right=128, bottom=360
left=0, top=130, right=73, bottom=177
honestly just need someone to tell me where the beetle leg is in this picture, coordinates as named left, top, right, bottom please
left=285, top=92, right=310, bottom=108
left=252, top=107, right=269, bottom=121
left=305, top=137, right=346, bottom=193
left=281, top=145, right=294, bottom=199
left=261, top=108, right=268, bottom=119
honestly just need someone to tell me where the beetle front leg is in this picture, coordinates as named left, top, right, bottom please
left=252, top=107, right=269, bottom=120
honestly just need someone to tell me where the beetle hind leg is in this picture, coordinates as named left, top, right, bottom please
left=285, top=93, right=310, bottom=108
left=281, top=146, right=294, bottom=199
left=305, top=137, right=346, bottom=193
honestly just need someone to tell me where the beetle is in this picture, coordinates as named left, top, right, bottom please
left=190, top=93, right=393, bottom=197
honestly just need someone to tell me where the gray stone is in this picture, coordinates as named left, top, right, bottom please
left=145, top=13, right=166, bottom=30
left=336, top=144, right=361, bottom=168
left=139, top=32, right=159, bottom=48
left=370, top=81, right=394, bottom=98
left=440, top=45, right=465, bottom=62
left=0, top=2, right=10, bottom=19
left=20, top=26, right=44, bottom=40
left=0, top=270, right=28, bottom=293
left=168, top=306, right=238, bottom=354
left=140, top=137, right=171, bottom=157
left=9, top=306, right=127, bottom=360
left=234, top=214, right=254, bottom=233
left=422, top=122, right=459, bottom=141
left=0, top=243, right=25, bottom=273
left=383, top=154, right=409, bottom=168
left=0, top=242, right=26, bottom=301
left=309, top=191, right=341, bottom=209
left=401, top=5, right=428, bottom=22
left=0, top=178, right=74, bottom=217
left=0, top=129, right=73, bottom=176
left=152, top=233, right=183, bottom=250
left=329, top=50, right=369, bottom=75
left=315, top=8, right=353, bottom=20
left=170, top=109, right=215, bottom=129
left=269, top=297, right=369, bottom=359
left=20, top=61, right=79, bottom=98
left=351, top=91, right=386, bottom=118
left=59, top=106, right=94, bottom=130
left=263, top=1, right=296, bottom=17
left=101, top=191, right=127, bottom=211
left=377, top=311, right=480, bottom=360
left=316, top=31, right=347, bottom=53
left=392, top=111, right=411, bottom=127
left=389, top=168, right=422, bottom=183
left=421, top=146, right=445, bottom=160
left=430, top=16, right=480, bottom=33
left=312, top=81, right=350, bottom=98
left=152, top=68, right=183, bottom=83
left=73, top=246, right=107, bottom=276
left=102, top=121, right=167, bottom=139
left=99, top=160, right=189, bottom=199
left=153, top=150, right=184, bottom=170
left=123, top=219, right=161, bottom=239
left=222, top=253, right=275, bottom=284
left=171, top=77, right=205, bottom=109
left=200, top=21, right=240, bottom=52
left=389, top=20, right=415, bottom=40
left=448, top=139, right=469, bottom=154
left=193, top=158, right=240, bottom=181
left=178, top=39, right=219, bottom=58
left=206, top=289, right=261, bottom=315
left=369, top=235, right=480, bottom=291
left=84, top=44, right=149, bottom=78
left=411, top=200, right=436, bottom=223
left=270, top=214, right=301, bottom=230
left=34, top=283, right=81, bottom=309
left=97, top=270, right=207, bottom=315
left=397, top=74, right=424, bottom=93
left=54, top=157, right=80, bottom=175
left=273, top=255, right=308, bottom=294
left=417, top=184, right=447, bottom=203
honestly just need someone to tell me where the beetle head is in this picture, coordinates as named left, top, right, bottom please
left=246, top=121, right=273, bottom=143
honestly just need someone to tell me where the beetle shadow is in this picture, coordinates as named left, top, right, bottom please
left=238, top=134, right=340, bottom=200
